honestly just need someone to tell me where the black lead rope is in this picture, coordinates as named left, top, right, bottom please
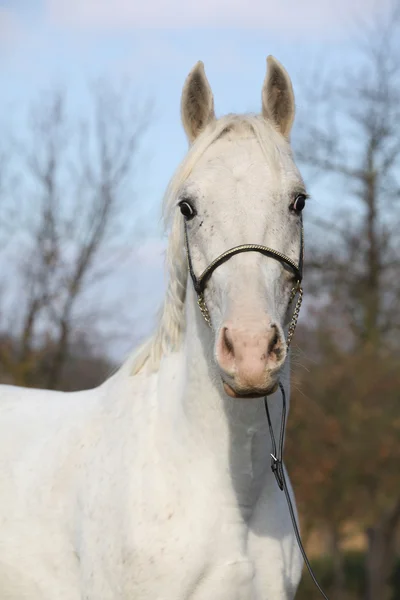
left=264, top=383, right=329, bottom=600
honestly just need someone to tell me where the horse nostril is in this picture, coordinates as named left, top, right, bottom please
left=268, top=326, right=281, bottom=357
left=222, top=327, right=235, bottom=358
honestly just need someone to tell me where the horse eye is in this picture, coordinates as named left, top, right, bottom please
left=292, top=194, right=307, bottom=213
left=179, top=200, right=196, bottom=220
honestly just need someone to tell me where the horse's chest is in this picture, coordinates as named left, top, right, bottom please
left=81, top=439, right=263, bottom=599
left=120, top=502, right=258, bottom=600
left=124, top=542, right=257, bottom=600
left=186, top=560, right=257, bottom=600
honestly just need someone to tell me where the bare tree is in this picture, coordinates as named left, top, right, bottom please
left=294, top=3, right=400, bottom=599
left=0, top=143, right=19, bottom=251
left=0, top=82, right=149, bottom=390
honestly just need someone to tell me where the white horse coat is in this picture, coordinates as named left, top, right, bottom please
left=0, top=57, right=306, bottom=599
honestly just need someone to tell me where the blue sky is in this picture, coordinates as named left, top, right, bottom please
left=0, top=0, right=390, bottom=360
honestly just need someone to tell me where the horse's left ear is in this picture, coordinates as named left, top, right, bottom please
left=181, top=61, right=215, bottom=144
left=262, top=56, right=295, bottom=140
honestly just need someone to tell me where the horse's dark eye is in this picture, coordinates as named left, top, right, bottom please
left=179, top=200, right=196, bottom=220
left=292, top=194, right=306, bottom=213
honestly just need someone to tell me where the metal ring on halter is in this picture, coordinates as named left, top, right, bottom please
left=183, top=220, right=304, bottom=348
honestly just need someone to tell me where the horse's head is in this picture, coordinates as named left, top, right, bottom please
left=175, top=57, right=306, bottom=399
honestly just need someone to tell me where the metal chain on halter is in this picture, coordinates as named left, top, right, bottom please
left=197, top=293, right=212, bottom=328
left=286, top=285, right=303, bottom=349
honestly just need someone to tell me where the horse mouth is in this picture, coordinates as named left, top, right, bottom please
left=222, top=380, right=279, bottom=399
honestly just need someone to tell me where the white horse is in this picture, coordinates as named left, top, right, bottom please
left=0, top=56, right=307, bottom=599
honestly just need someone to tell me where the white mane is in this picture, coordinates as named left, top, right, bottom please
left=127, top=113, right=289, bottom=376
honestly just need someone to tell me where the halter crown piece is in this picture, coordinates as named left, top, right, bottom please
left=183, top=218, right=329, bottom=600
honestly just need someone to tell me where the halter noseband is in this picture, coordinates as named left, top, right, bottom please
left=183, top=220, right=304, bottom=348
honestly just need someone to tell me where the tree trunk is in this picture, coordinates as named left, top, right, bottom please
left=363, top=145, right=380, bottom=347
left=365, top=500, right=400, bottom=600
left=46, top=317, right=69, bottom=390
left=331, top=527, right=345, bottom=600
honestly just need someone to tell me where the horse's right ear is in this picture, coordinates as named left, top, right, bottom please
left=181, top=61, right=215, bottom=144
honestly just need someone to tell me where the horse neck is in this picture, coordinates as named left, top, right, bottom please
left=158, top=285, right=289, bottom=517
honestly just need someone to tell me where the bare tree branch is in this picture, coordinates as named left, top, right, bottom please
left=1, top=81, right=150, bottom=389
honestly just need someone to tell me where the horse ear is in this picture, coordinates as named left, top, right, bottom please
left=181, top=61, right=215, bottom=143
left=262, top=56, right=295, bottom=140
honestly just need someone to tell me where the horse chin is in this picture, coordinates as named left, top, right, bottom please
left=222, top=380, right=279, bottom=399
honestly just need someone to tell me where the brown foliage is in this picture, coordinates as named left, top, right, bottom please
left=287, top=331, right=400, bottom=533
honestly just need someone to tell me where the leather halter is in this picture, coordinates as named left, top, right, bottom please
left=183, top=220, right=304, bottom=347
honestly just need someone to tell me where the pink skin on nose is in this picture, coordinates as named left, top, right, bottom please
left=215, top=320, right=286, bottom=397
